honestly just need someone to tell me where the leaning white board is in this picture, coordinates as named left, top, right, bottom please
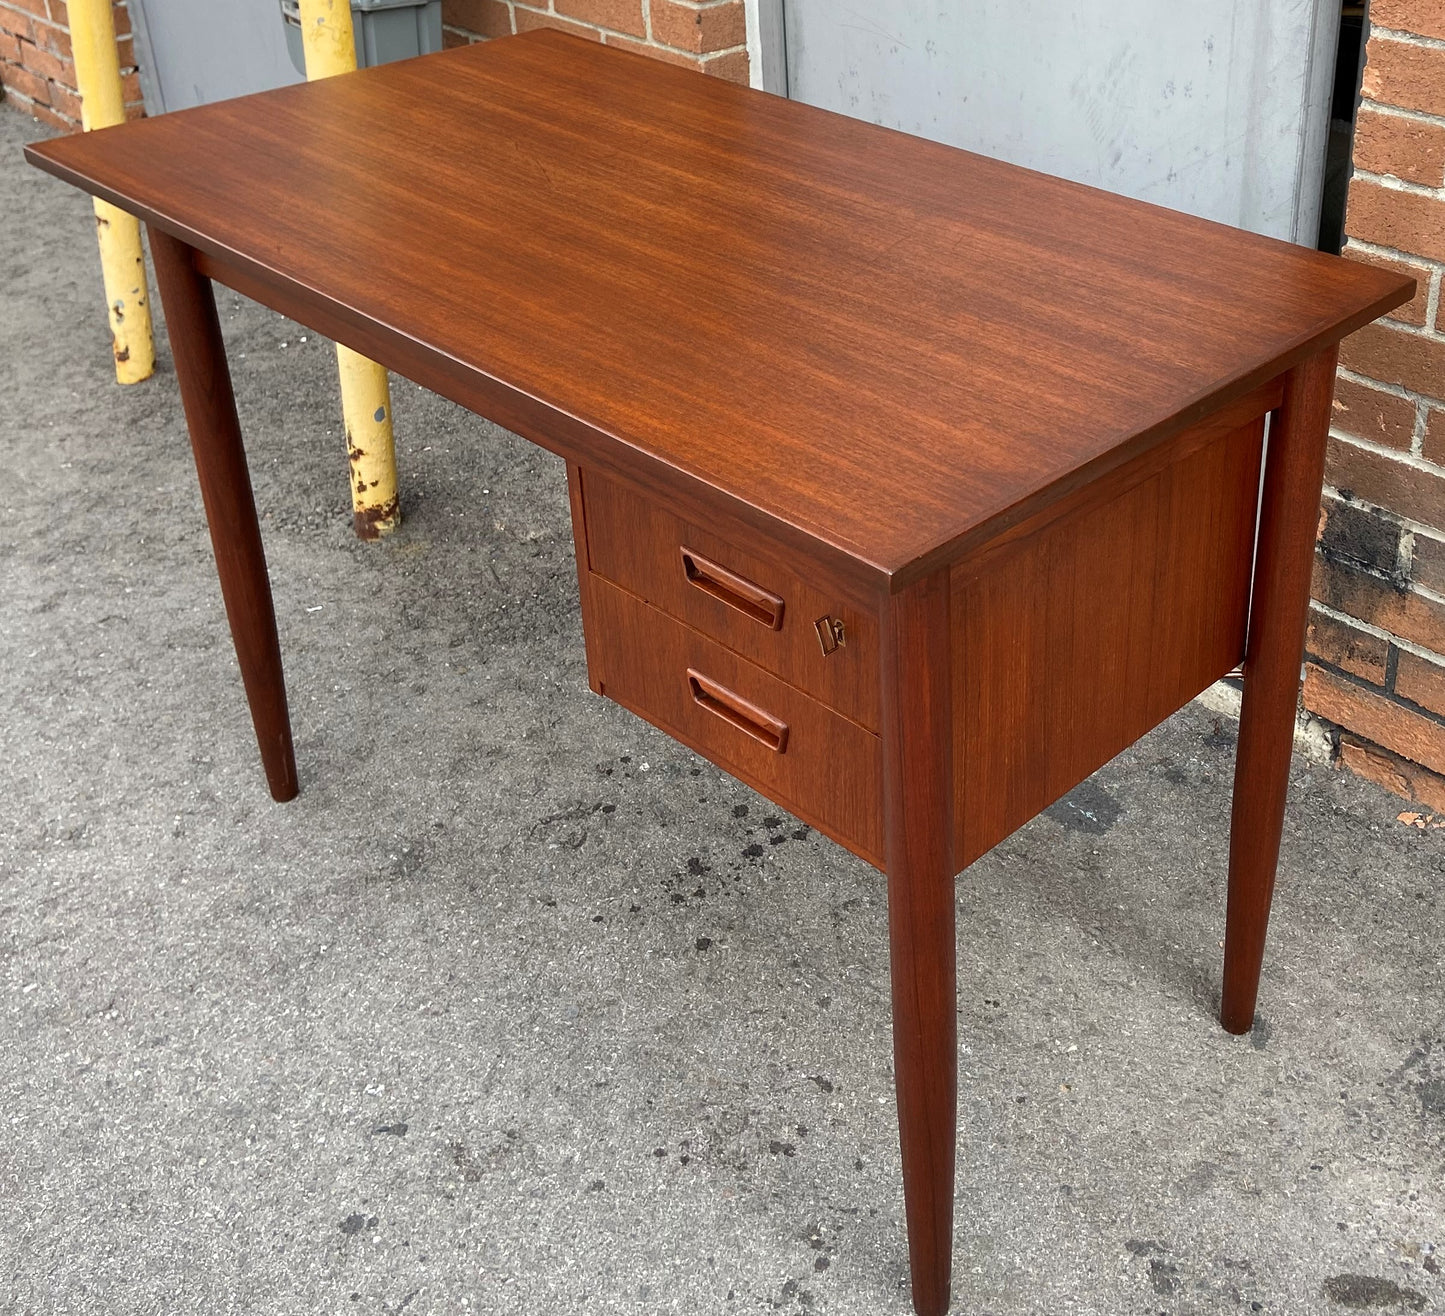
left=779, top=0, right=1339, bottom=244
left=128, top=0, right=303, bottom=114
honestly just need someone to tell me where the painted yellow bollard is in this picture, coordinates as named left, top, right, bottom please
left=70, top=0, right=154, bottom=384
left=298, top=0, right=401, bottom=538
left=336, top=345, right=401, bottom=536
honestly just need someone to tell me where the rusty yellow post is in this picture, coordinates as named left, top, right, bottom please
left=70, top=0, right=154, bottom=384
left=298, top=0, right=401, bottom=538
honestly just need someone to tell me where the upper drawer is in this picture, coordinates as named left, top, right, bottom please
left=579, top=468, right=879, bottom=731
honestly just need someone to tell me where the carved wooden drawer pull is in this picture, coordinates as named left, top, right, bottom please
left=680, top=546, right=784, bottom=630
left=687, top=668, right=790, bottom=752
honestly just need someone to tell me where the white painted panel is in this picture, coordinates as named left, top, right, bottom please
left=782, top=1, right=1338, bottom=243
left=746, top=0, right=788, bottom=94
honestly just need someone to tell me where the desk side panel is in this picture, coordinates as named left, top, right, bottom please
left=953, top=410, right=1267, bottom=867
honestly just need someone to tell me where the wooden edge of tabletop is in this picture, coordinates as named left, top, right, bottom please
left=22, top=97, right=1415, bottom=602
left=21, top=137, right=896, bottom=608
left=887, top=267, right=1413, bottom=592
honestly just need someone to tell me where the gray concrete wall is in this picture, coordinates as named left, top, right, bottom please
left=781, top=0, right=1338, bottom=243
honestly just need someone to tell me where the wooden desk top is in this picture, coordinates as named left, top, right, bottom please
left=26, top=31, right=1411, bottom=589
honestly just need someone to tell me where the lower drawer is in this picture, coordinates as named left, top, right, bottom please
left=585, top=574, right=883, bottom=867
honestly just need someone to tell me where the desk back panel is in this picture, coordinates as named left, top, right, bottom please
left=953, top=408, right=1268, bottom=866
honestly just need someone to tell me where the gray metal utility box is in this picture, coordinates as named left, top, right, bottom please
left=281, top=0, right=443, bottom=73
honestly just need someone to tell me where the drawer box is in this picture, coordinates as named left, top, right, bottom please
left=584, top=574, right=884, bottom=866
left=578, top=467, right=879, bottom=731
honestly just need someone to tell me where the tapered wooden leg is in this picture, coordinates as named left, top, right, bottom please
left=882, top=570, right=956, bottom=1316
left=148, top=227, right=299, bottom=802
left=1221, top=346, right=1338, bottom=1034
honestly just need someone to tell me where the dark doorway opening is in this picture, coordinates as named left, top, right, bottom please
left=1318, top=1, right=1369, bottom=253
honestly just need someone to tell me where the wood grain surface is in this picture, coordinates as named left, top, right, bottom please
left=880, top=570, right=957, bottom=1316
left=954, top=410, right=1268, bottom=865
left=1222, top=348, right=1341, bottom=1034
left=25, top=30, right=1412, bottom=592
left=147, top=228, right=299, bottom=803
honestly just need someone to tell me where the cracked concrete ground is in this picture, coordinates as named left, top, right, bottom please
left=2, top=106, right=1443, bottom=1316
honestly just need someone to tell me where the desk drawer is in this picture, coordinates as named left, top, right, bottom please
left=579, top=468, right=879, bottom=731
left=586, top=574, right=883, bottom=867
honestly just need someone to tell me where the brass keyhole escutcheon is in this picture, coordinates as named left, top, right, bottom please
left=814, top=615, right=845, bottom=655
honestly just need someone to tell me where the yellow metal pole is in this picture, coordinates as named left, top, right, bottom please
left=298, top=0, right=401, bottom=538
left=70, top=0, right=154, bottom=384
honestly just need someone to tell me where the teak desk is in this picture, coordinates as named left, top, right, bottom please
left=27, top=31, right=1412, bottom=1315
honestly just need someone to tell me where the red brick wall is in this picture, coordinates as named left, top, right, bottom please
left=1309, top=0, right=1445, bottom=809
left=0, top=0, right=142, bottom=130
left=442, top=0, right=749, bottom=82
